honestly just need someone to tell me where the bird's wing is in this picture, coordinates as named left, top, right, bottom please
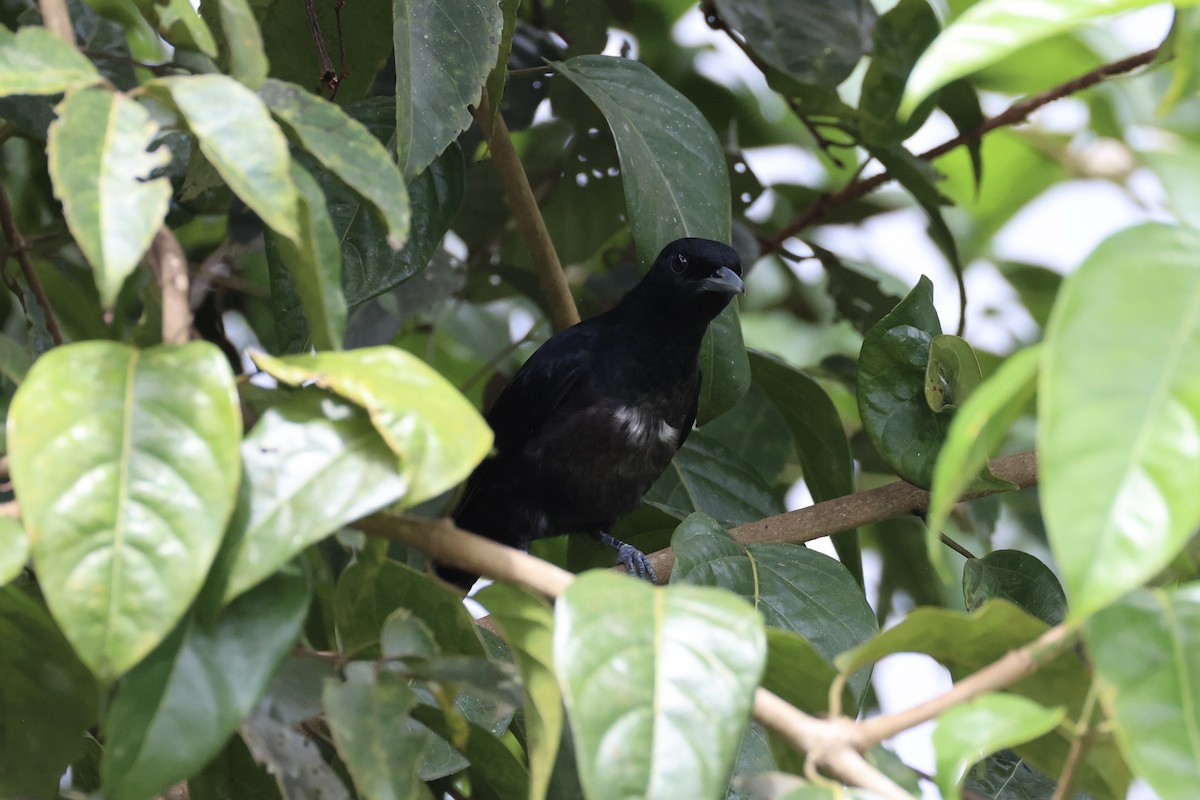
left=677, top=377, right=699, bottom=450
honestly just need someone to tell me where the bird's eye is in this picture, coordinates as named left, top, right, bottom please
left=671, top=254, right=688, bottom=274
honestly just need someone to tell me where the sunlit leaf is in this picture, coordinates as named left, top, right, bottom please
left=0, top=25, right=101, bottom=96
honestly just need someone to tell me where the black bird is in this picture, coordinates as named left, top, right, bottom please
left=443, top=238, right=744, bottom=587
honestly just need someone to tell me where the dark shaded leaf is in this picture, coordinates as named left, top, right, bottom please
left=964, top=550, right=1067, bottom=627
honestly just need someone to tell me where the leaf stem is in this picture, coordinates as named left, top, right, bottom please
left=1052, top=677, right=1100, bottom=800
left=37, top=0, right=74, bottom=44
left=0, top=178, right=64, bottom=345
left=147, top=227, right=193, bottom=345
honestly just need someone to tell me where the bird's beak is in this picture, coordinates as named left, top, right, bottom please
left=700, top=266, right=745, bottom=296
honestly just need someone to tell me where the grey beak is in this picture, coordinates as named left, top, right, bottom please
left=700, top=265, right=746, bottom=296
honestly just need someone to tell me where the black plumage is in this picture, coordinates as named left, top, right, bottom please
left=443, top=238, right=744, bottom=587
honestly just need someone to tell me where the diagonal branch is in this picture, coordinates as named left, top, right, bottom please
left=0, top=176, right=64, bottom=345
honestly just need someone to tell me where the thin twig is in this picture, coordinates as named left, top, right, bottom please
left=1052, top=679, right=1100, bottom=800
left=474, top=97, right=580, bottom=331
left=37, top=0, right=74, bottom=43
left=302, top=0, right=338, bottom=94
left=762, top=47, right=1160, bottom=255
left=0, top=180, right=64, bottom=345
left=148, top=228, right=192, bottom=344
left=332, top=0, right=349, bottom=101
left=939, top=531, right=977, bottom=560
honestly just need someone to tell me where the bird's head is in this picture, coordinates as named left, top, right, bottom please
left=637, top=238, right=744, bottom=323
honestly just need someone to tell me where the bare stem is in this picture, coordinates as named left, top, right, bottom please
left=37, top=0, right=74, bottom=44
left=0, top=180, right=64, bottom=345
left=148, top=228, right=192, bottom=345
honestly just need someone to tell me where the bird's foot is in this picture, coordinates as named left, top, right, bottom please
left=593, top=530, right=658, bottom=583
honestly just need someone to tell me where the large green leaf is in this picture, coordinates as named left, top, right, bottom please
left=263, top=161, right=346, bottom=351
left=0, top=586, right=99, bottom=799
left=219, top=390, right=408, bottom=603
left=260, top=78, right=410, bottom=250
left=710, top=0, right=876, bottom=89
left=201, top=0, right=267, bottom=89
left=476, top=584, right=562, bottom=800
left=0, top=517, right=29, bottom=587
left=1088, top=585, right=1200, bottom=800
left=0, top=25, right=101, bottom=96
left=555, top=571, right=766, bottom=800
left=858, top=0, right=941, bottom=145
left=900, top=0, right=1183, bottom=116
left=857, top=275, right=950, bottom=488
left=835, top=600, right=1129, bottom=799
left=8, top=342, right=241, bottom=683
left=149, top=74, right=300, bottom=242
left=46, top=89, right=172, bottom=309
left=761, top=628, right=852, bottom=716
left=1041, top=224, right=1200, bottom=620
left=643, top=430, right=783, bottom=527
left=553, top=55, right=747, bottom=423
left=252, top=347, right=491, bottom=506
left=393, top=0, right=503, bottom=179
left=670, top=513, right=877, bottom=700
left=324, top=662, right=432, bottom=800
left=933, top=694, right=1065, bottom=800
left=100, top=570, right=309, bottom=800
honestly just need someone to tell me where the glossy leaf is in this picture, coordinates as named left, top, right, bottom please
left=46, top=89, right=172, bottom=309
left=394, top=0, right=503, bottom=179
left=1041, top=224, right=1200, bottom=619
left=858, top=0, right=941, bottom=144
left=925, top=335, right=982, bottom=413
left=0, top=25, right=101, bottom=96
left=900, top=0, right=1178, bottom=116
left=219, top=390, right=408, bottom=603
left=555, top=571, right=766, bottom=800
left=101, top=570, right=309, bottom=800
left=553, top=55, right=747, bottom=423
left=710, top=0, right=876, bottom=88
left=476, top=583, right=562, bottom=800
left=964, top=550, right=1067, bottom=628
left=324, top=663, right=431, bottom=800
left=150, top=75, right=299, bottom=242
left=203, top=0, right=267, bottom=89
left=0, top=517, right=29, bottom=586
left=670, top=513, right=877, bottom=700
left=927, top=345, right=1038, bottom=539
left=1088, top=585, right=1200, bottom=800
left=410, top=703, right=530, bottom=799
left=8, top=342, right=241, bottom=683
left=0, top=586, right=99, bottom=799
left=762, top=628, right=852, bottom=716
left=263, top=161, right=346, bottom=351
left=643, top=430, right=783, bottom=527
left=252, top=347, right=491, bottom=506
left=260, top=78, right=410, bottom=250
left=933, top=694, right=1065, bottom=800
left=857, top=275, right=949, bottom=488
left=962, top=750, right=1058, bottom=800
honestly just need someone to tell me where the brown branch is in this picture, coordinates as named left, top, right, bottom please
left=37, top=0, right=74, bottom=44
left=147, top=228, right=192, bottom=345
left=641, top=450, right=1037, bottom=581
left=762, top=47, right=1160, bottom=255
left=854, top=621, right=1078, bottom=747
left=302, top=0, right=339, bottom=94
left=474, top=98, right=580, bottom=331
left=0, top=179, right=64, bottom=345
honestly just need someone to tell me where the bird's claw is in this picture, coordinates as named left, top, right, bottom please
left=615, top=543, right=658, bottom=584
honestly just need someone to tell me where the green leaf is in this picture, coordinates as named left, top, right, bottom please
left=858, top=0, right=941, bottom=144
left=476, top=583, right=562, bottom=800
left=0, top=517, right=29, bottom=587
left=263, top=161, right=346, bottom=351
left=710, top=0, right=876, bottom=88
left=252, top=347, right=491, bottom=506
left=900, top=0, right=1175, bottom=117
left=409, top=703, right=530, bottom=800
left=260, top=78, right=410, bottom=250
left=1040, top=223, right=1200, bottom=620
left=937, top=80, right=984, bottom=190
left=0, top=332, right=33, bottom=383
left=643, top=430, right=783, bottom=526
left=334, top=558, right=485, bottom=657
left=1161, top=8, right=1200, bottom=113
left=484, top=0, right=520, bottom=126
left=933, top=694, right=1065, bottom=800
left=8, top=342, right=241, bottom=683
left=857, top=275, right=949, bottom=488
left=393, top=0, right=503, bottom=179
left=135, top=0, right=217, bottom=55
left=925, top=334, right=983, bottom=413
left=219, top=390, right=408, bottom=603
left=748, top=350, right=859, bottom=582
left=962, top=750, right=1058, bottom=800
left=1088, top=585, right=1200, bottom=800
left=964, top=550, right=1067, bottom=628
left=555, top=571, right=766, bottom=800
left=670, top=514, right=877, bottom=701
left=552, top=55, right=747, bottom=422
left=0, top=25, right=101, bottom=96
left=203, top=0, right=267, bottom=89
left=1141, top=140, right=1200, bottom=233
left=762, top=628, right=852, bottom=716
left=149, top=74, right=300, bottom=242
left=46, top=89, right=172, bottom=309
left=100, top=570, right=309, bottom=800
left=239, top=706, right=352, bottom=797
left=0, top=586, right=99, bottom=799
left=324, top=663, right=432, bottom=800
left=835, top=600, right=1129, bottom=799
left=926, top=345, right=1038, bottom=538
